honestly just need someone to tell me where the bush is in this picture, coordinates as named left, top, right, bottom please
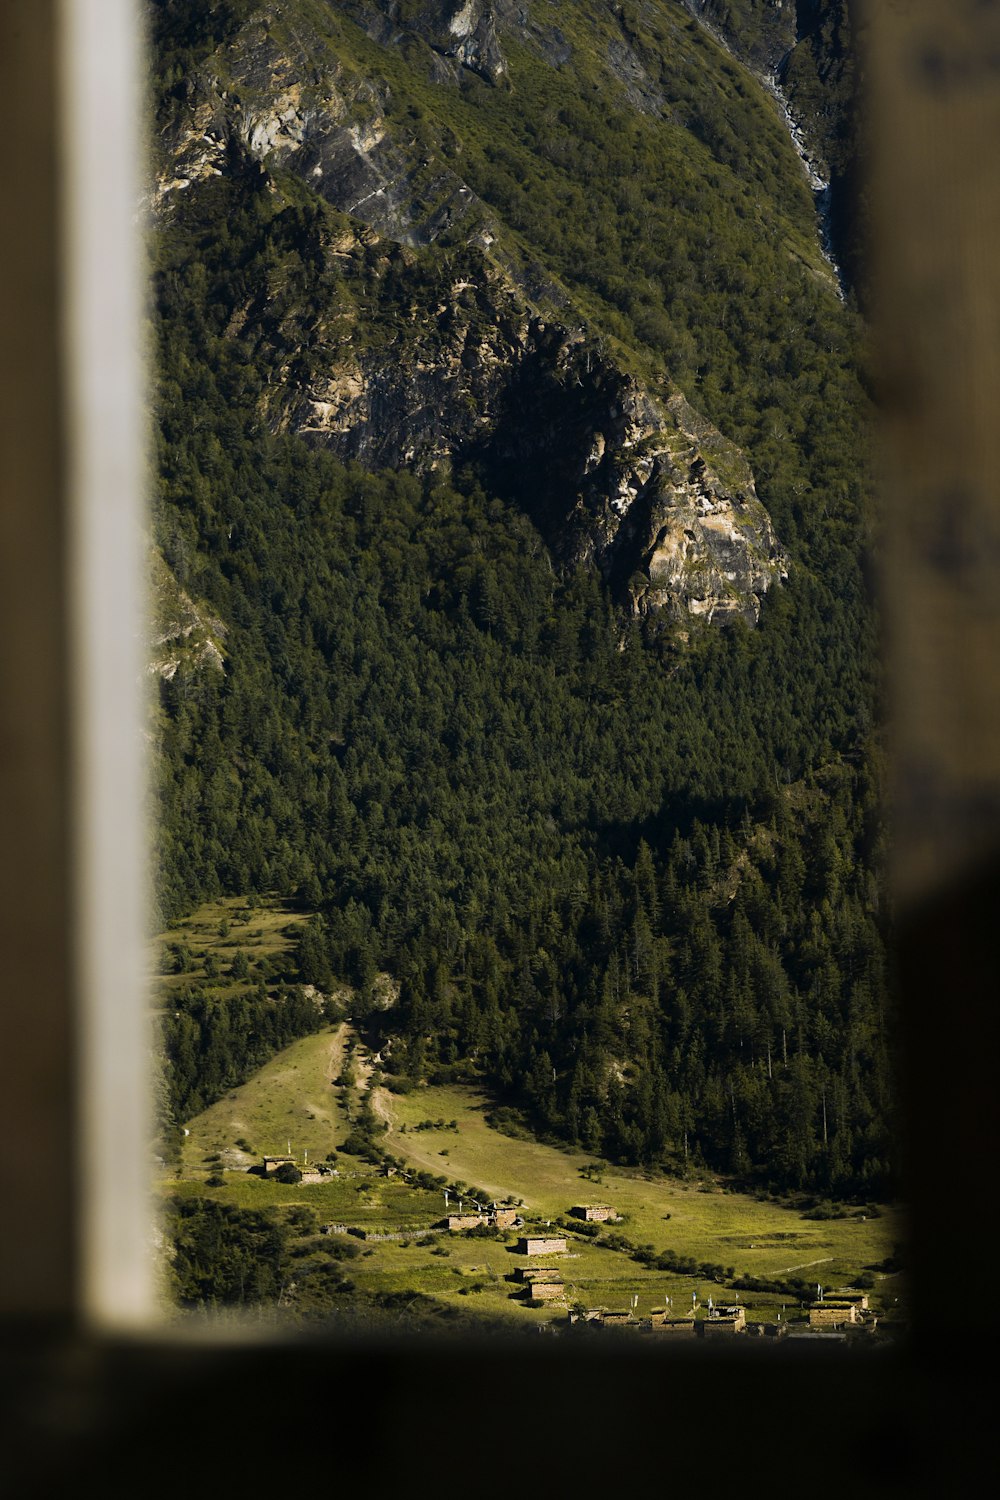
left=557, top=1216, right=599, bottom=1238
left=287, top=1205, right=316, bottom=1231
left=339, top=1130, right=375, bottom=1156
left=324, top=1238, right=361, bottom=1260
left=274, top=1161, right=302, bottom=1184
left=802, top=1200, right=849, bottom=1220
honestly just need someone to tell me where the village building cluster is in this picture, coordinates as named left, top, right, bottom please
left=572, top=1289, right=878, bottom=1340
left=572, top=1303, right=750, bottom=1336
left=246, top=1161, right=886, bottom=1338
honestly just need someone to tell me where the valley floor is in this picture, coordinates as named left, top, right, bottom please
left=160, top=1023, right=905, bottom=1338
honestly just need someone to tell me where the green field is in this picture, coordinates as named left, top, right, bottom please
left=161, top=1025, right=905, bottom=1332
left=151, top=894, right=315, bottom=1004
left=175, top=1024, right=350, bottom=1172
left=374, top=1078, right=900, bottom=1289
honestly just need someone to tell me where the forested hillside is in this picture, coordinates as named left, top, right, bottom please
left=684, top=0, right=865, bottom=298
left=150, top=0, right=892, bottom=1197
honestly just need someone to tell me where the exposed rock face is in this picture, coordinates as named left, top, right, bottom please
left=457, top=323, right=785, bottom=622
left=344, top=1, right=509, bottom=84
left=152, top=2, right=787, bottom=626
left=154, top=18, right=479, bottom=246
left=148, top=552, right=226, bottom=680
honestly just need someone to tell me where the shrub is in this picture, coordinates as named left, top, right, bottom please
left=287, top=1205, right=316, bottom=1231
left=324, top=1238, right=360, bottom=1261
left=339, top=1130, right=375, bottom=1156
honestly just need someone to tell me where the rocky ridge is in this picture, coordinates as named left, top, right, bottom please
left=153, top=1, right=787, bottom=625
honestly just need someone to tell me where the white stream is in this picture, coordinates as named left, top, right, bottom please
left=763, top=50, right=844, bottom=297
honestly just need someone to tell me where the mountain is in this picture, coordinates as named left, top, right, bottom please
left=151, top=0, right=805, bottom=623
left=150, top=0, right=892, bottom=1198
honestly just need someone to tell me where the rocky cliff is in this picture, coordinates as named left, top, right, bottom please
left=152, top=0, right=790, bottom=624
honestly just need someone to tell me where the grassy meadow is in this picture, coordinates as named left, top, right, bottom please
left=176, top=1025, right=350, bottom=1172
left=151, top=894, right=315, bottom=1005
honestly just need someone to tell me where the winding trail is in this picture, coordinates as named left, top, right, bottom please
left=369, top=1085, right=526, bottom=1205
left=768, top=1254, right=834, bottom=1276
left=327, top=1024, right=347, bottom=1083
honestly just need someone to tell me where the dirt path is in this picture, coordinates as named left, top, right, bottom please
left=370, top=1087, right=520, bottom=1201
left=768, top=1255, right=834, bottom=1275
left=369, top=1085, right=394, bottom=1128
left=294, top=1025, right=349, bottom=1127
left=327, top=1024, right=347, bottom=1084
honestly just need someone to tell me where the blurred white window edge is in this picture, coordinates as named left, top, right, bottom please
left=62, top=0, right=155, bottom=1331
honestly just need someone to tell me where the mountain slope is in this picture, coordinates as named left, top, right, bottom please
left=150, top=0, right=890, bottom=1198
left=151, top=0, right=861, bottom=621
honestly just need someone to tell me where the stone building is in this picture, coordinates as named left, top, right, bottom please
left=518, top=1236, right=567, bottom=1256
left=697, top=1306, right=747, bottom=1336
left=447, top=1213, right=490, bottom=1231
left=808, top=1302, right=861, bottom=1329
left=570, top=1205, right=617, bottom=1222
left=527, top=1279, right=564, bottom=1303
left=446, top=1205, right=519, bottom=1232
left=261, top=1155, right=296, bottom=1176
left=601, top=1311, right=637, bottom=1329
left=648, top=1312, right=697, bottom=1337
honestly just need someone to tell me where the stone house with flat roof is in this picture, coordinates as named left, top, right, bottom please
left=808, top=1302, right=861, bottom=1329
left=261, top=1155, right=296, bottom=1175
left=697, top=1306, right=746, bottom=1336
left=527, top=1279, right=564, bottom=1303
left=649, top=1312, right=697, bottom=1336
left=518, top=1236, right=567, bottom=1256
